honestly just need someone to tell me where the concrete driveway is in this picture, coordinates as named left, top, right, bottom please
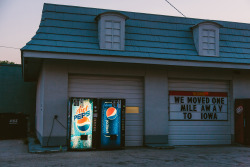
left=0, top=140, right=250, bottom=167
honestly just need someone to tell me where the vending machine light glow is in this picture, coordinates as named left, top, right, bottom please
left=99, top=99, right=125, bottom=149
left=68, top=98, right=98, bottom=150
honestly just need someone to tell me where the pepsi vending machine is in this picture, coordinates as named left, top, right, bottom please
left=99, top=99, right=125, bottom=149
left=68, top=98, right=99, bottom=150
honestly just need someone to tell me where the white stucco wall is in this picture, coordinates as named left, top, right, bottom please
left=36, top=63, right=45, bottom=141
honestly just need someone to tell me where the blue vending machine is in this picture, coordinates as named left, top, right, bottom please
left=99, top=99, right=126, bottom=149
left=68, top=98, right=98, bottom=150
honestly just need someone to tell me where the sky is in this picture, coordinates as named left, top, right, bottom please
left=1, top=0, right=250, bottom=64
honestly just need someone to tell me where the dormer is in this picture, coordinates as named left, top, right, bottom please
left=96, top=12, right=128, bottom=51
left=191, top=22, right=222, bottom=57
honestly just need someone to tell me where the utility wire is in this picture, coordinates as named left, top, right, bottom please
left=47, top=118, right=55, bottom=146
left=55, top=118, right=67, bottom=130
left=165, top=0, right=186, bottom=18
left=0, top=45, right=20, bottom=49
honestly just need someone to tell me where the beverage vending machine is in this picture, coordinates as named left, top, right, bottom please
left=68, top=98, right=99, bottom=150
left=235, top=99, right=250, bottom=145
left=99, top=99, right=126, bottom=149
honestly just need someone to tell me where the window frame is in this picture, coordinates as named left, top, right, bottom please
left=192, top=22, right=222, bottom=57
left=96, top=12, right=128, bottom=51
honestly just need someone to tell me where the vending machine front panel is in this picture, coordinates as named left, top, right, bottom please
left=100, top=99, right=125, bottom=149
left=69, top=98, right=98, bottom=150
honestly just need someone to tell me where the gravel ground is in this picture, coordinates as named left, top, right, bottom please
left=0, top=140, right=250, bottom=167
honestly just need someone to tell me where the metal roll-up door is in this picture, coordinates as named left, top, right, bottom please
left=168, top=79, right=231, bottom=145
left=68, top=75, right=144, bottom=146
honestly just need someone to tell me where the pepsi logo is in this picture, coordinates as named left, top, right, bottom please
left=74, top=105, right=91, bottom=132
left=236, top=105, right=243, bottom=115
left=106, top=107, right=117, bottom=120
left=76, top=116, right=91, bottom=132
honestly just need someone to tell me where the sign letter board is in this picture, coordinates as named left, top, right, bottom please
left=169, top=91, right=228, bottom=121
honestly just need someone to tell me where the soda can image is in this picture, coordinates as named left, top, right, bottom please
left=69, top=98, right=93, bottom=149
left=100, top=99, right=121, bottom=148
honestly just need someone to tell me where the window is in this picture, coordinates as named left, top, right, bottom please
left=96, top=12, right=128, bottom=50
left=192, top=22, right=222, bottom=57
left=105, top=20, right=121, bottom=50
left=202, top=29, right=216, bottom=56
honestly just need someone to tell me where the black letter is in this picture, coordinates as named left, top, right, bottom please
left=187, top=113, right=192, bottom=119
left=193, top=105, right=197, bottom=112
left=208, top=113, right=213, bottom=119
left=201, top=105, right=205, bottom=112
left=181, top=97, right=184, bottom=103
left=206, top=105, right=211, bottom=112
left=221, top=98, right=225, bottom=104
left=193, top=97, right=197, bottom=103
left=202, top=97, right=205, bottom=104
left=212, top=98, right=216, bottom=104
left=183, top=113, right=187, bottom=119
left=214, top=113, right=217, bottom=120
left=218, top=105, right=222, bottom=112
left=217, top=98, right=221, bottom=104
left=175, top=97, right=180, bottom=103
left=181, top=105, right=186, bottom=111
left=187, top=97, right=192, bottom=103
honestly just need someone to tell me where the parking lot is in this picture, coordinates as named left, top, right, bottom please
left=0, top=140, right=250, bottom=167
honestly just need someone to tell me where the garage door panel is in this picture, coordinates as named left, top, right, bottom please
left=169, top=135, right=231, bottom=140
left=126, top=135, right=143, bottom=141
left=68, top=75, right=144, bottom=146
left=68, top=92, right=142, bottom=99
left=69, top=75, right=141, bottom=81
left=169, top=79, right=229, bottom=86
left=126, top=114, right=143, bottom=120
left=125, top=125, right=143, bottom=131
left=69, top=79, right=142, bottom=86
left=125, top=141, right=143, bottom=146
left=125, top=99, right=144, bottom=105
left=69, top=85, right=143, bottom=91
left=170, top=84, right=229, bottom=89
left=125, top=128, right=143, bottom=136
left=169, top=121, right=230, bottom=126
left=169, top=126, right=230, bottom=135
left=169, top=88, right=229, bottom=92
left=126, top=120, right=144, bottom=126
left=168, top=140, right=231, bottom=145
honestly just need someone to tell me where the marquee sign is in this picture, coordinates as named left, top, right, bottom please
left=169, top=91, right=228, bottom=121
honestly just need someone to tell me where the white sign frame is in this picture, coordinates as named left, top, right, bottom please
left=169, top=91, right=228, bottom=121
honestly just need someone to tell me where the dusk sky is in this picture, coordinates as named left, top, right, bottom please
left=1, top=0, right=250, bottom=64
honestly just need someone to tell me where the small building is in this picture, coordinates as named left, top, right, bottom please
left=0, top=64, right=36, bottom=137
left=21, top=3, right=250, bottom=147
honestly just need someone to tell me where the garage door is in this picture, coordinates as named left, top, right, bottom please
left=168, top=78, right=231, bottom=145
left=68, top=75, right=144, bottom=146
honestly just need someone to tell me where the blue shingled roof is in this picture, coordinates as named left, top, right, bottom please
left=22, top=3, right=250, bottom=64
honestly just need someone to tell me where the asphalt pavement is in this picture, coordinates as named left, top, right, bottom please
left=0, top=140, right=250, bottom=167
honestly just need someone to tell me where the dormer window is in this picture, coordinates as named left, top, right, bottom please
left=192, top=22, right=222, bottom=57
left=96, top=12, right=128, bottom=50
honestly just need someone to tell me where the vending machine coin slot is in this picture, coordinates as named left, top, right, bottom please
left=81, top=135, right=88, bottom=140
left=110, top=135, right=117, bottom=140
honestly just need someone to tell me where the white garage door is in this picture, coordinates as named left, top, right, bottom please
left=68, top=75, right=144, bottom=146
left=168, top=78, right=231, bottom=145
